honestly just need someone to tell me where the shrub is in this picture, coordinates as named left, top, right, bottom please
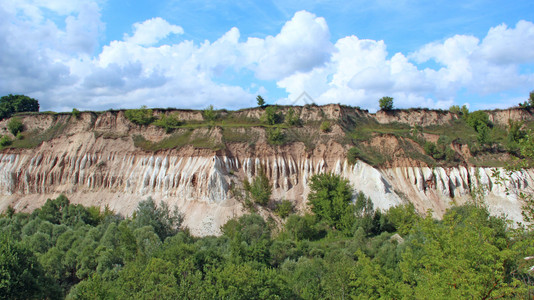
left=320, top=121, right=331, bottom=133
left=347, top=147, right=361, bottom=165
left=125, top=106, right=154, bottom=125
left=284, top=108, right=301, bottom=126
left=267, top=127, right=285, bottom=145
left=466, top=110, right=490, bottom=132
left=449, top=105, right=461, bottom=114
left=71, top=108, right=81, bottom=119
left=243, top=168, right=271, bottom=206
left=378, top=96, right=394, bottom=111
left=256, top=95, right=266, bottom=107
left=153, top=112, right=182, bottom=133
left=275, top=200, right=294, bottom=219
left=7, top=117, right=23, bottom=135
left=262, top=106, right=283, bottom=125
left=202, top=105, right=217, bottom=122
left=307, top=173, right=354, bottom=233
left=0, top=135, right=12, bottom=147
left=0, top=94, right=39, bottom=120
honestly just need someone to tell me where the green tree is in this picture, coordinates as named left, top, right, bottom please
left=153, top=112, right=181, bottom=133
left=262, top=106, right=282, bottom=125
left=320, top=120, right=331, bottom=132
left=256, top=95, right=266, bottom=107
left=0, top=135, right=12, bottom=147
left=243, top=168, right=271, bottom=206
left=124, top=106, right=154, bottom=125
left=379, top=96, right=394, bottom=111
left=7, top=117, right=23, bottom=136
left=307, top=173, right=355, bottom=232
left=284, top=108, right=301, bottom=126
left=267, top=127, right=285, bottom=145
left=466, top=110, right=490, bottom=132
left=202, top=105, right=217, bottom=122
left=71, top=108, right=81, bottom=119
left=0, top=94, right=39, bottom=120
left=0, top=233, right=59, bottom=299
left=400, top=206, right=520, bottom=298
left=133, top=198, right=183, bottom=241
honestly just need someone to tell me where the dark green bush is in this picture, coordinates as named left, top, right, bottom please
left=243, top=169, right=271, bottom=206
left=125, top=106, right=154, bottom=125
left=320, top=121, right=331, bottom=133
left=153, top=112, right=182, bottom=133
left=7, top=117, right=23, bottom=135
left=267, top=127, right=285, bottom=145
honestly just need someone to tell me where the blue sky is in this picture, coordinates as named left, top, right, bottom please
left=1, top=0, right=533, bottom=112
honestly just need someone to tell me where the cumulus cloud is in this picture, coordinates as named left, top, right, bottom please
left=0, top=1, right=533, bottom=112
left=241, top=10, right=334, bottom=80
left=124, top=17, right=184, bottom=46
left=278, top=20, right=534, bottom=111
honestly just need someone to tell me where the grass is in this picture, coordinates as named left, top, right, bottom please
left=133, top=129, right=224, bottom=151
left=9, top=120, right=68, bottom=149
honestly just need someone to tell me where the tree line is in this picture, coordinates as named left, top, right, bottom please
left=1, top=171, right=533, bottom=299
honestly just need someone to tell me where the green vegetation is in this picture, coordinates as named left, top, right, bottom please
left=275, top=200, right=294, bottom=218
left=256, top=95, right=266, bottom=107
left=124, top=106, right=154, bottom=125
left=262, top=106, right=283, bottom=125
left=153, top=112, right=182, bottom=133
left=284, top=107, right=301, bottom=126
left=202, top=105, right=217, bottom=122
left=267, top=127, right=285, bottom=145
left=7, top=117, right=23, bottom=136
left=319, top=120, right=331, bottom=132
left=243, top=168, right=272, bottom=206
left=378, top=96, right=394, bottom=111
left=0, top=135, right=12, bottom=147
left=0, top=94, right=39, bottom=120
left=1, top=171, right=532, bottom=299
left=71, top=108, right=81, bottom=119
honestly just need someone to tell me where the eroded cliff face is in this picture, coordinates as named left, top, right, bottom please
left=0, top=106, right=533, bottom=235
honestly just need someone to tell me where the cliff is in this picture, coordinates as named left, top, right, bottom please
left=0, top=105, right=533, bottom=235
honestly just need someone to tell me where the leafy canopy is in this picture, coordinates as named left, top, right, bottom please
left=0, top=94, right=39, bottom=120
left=378, top=96, right=394, bottom=111
left=307, top=173, right=354, bottom=232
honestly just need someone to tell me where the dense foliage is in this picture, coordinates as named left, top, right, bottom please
left=378, top=96, right=394, bottom=111
left=1, top=180, right=533, bottom=299
left=0, top=94, right=39, bottom=120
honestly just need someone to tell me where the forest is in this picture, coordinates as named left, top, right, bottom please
left=1, top=171, right=533, bottom=299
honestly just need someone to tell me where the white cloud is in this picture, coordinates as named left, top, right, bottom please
left=242, top=10, right=334, bottom=80
left=124, top=17, right=184, bottom=46
left=278, top=20, right=534, bottom=111
left=0, top=1, right=533, bottom=112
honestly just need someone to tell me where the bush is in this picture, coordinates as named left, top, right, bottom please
left=267, top=127, right=285, bottom=145
left=71, top=108, right=81, bottom=119
left=243, top=168, right=271, bottom=206
left=256, top=95, right=266, bottom=107
left=320, top=121, right=331, bottom=133
left=7, top=117, right=23, bottom=135
left=153, top=112, right=182, bottom=133
left=0, top=94, right=39, bottom=120
left=378, top=96, right=394, bottom=111
left=125, top=106, right=154, bottom=125
left=284, top=108, right=301, bottom=126
left=466, top=110, right=490, bottom=132
left=307, top=173, right=354, bottom=233
left=262, top=106, right=283, bottom=125
left=275, top=200, right=294, bottom=219
left=347, top=147, right=361, bottom=165
left=203, top=105, right=217, bottom=122
left=0, top=135, right=12, bottom=147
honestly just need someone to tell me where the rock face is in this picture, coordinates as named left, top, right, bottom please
left=0, top=107, right=533, bottom=236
